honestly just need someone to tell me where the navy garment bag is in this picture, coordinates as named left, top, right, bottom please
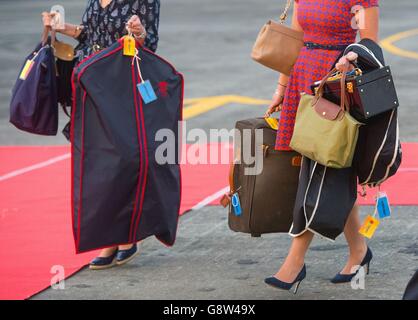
left=9, top=33, right=58, bottom=136
left=71, top=39, right=184, bottom=253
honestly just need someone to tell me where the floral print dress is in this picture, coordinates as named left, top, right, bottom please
left=75, top=0, right=160, bottom=61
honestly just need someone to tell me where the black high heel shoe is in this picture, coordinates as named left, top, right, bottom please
left=331, top=247, right=373, bottom=284
left=116, top=244, right=138, bottom=266
left=89, top=249, right=118, bottom=270
left=264, top=265, right=306, bottom=294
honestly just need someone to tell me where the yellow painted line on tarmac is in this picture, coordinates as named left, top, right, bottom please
left=380, top=28, right=418, bottom=60
left=183, top=95, right=270, bottom=120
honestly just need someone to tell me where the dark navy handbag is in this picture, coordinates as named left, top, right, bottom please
left=9, top=31, right=58, bottom=136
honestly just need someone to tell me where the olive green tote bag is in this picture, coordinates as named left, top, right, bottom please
left=290, top=66, right=363, bottom=169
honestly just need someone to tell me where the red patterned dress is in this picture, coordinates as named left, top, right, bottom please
left=275, top=0, right=379, bottom=150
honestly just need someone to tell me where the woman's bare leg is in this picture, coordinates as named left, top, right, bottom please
left=274, top=231, right=314, bottom=282
left=340, top=204, right=368, bottom=274
left=98, top=246, right=118, bottom=257
left=97, top=242, right=138, bottom=257
left=119, top=243, right=136, bottom=250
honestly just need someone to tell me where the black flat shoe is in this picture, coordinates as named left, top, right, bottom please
left=89, top=249, right=118, bottom=270
left=265, top=265, right=307, bottom=294
left=116, top=244, right=139, bottom=266
left=331, top=247, right=373, bottom=284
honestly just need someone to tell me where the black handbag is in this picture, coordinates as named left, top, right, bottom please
left=354, top=108, right=402, bottom=187
left=343, top=41, right=401, bottom=187
left=311, top=42, right=399, bottom=121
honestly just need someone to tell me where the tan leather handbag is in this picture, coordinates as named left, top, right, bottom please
left=251, top=0, right=304, bottom=76
left=289, top=65, right=363, bottom=169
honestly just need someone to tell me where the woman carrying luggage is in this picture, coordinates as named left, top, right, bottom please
left=42, top=0, right=161, bottom=269
left=264, top=0, right=379, bottom=292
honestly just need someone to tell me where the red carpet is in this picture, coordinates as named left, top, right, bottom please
left=0, top=144, right=232, bottom=300
left=0, top=143, right=417, bottom=299
left=356, top=143, right=418, bottom=206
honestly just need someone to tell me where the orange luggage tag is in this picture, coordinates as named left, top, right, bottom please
left=359, top=216, right=380, bottom=239
left=220, top=194, right=231, bottom=208
left=359, top=199, right=380, bottom=239
left=123, top=33, right=136, bottom=57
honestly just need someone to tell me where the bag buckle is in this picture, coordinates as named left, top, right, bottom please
left=92, top=44, right=101, bottom=53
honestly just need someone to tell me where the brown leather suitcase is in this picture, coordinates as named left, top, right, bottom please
left=226, top=118, right=301, bottom=237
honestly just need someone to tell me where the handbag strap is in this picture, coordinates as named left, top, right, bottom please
left=280, top=0, right=293, bottom=23
left=228, top=161, right=235, bottom=193
left=314, top=62, right=350, bottom=112
left=41, top=27, right=57, bottom=47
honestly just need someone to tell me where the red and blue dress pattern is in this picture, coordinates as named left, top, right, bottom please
left=275, top=0, right=379, bottom=150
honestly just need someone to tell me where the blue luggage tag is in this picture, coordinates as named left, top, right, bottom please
left=137, top=80, right=157, bottom=104
left=231, top=193, right=242, bottom=216
left=377, top=192, right=391, bottom=219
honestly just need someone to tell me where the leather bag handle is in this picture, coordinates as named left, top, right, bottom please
left=41, top=27, right=56, bottom=47
left=228, top=161, right=235, bottom=193
left=313, top=62, right=350, bottom=113
left=219, top=161, right=235, bottom=207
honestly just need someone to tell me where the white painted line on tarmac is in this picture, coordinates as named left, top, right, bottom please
left=191, top=186, right=229, bottom=211
left=0, top=153, right=71, bottom=182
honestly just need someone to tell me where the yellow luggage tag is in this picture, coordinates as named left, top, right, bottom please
left=327, top=72, right=343, bottom=82
left=359, top=198, right=381, bottom=239
left=359, top=215, right=380, bottom=239
left=327, top=68, right=362, bottom=82
left=359, top=199, right=380, bottom=239
left=123, top=34, right=136, bottom=57
left=19, top=59, right=35, bottom=80
left=264, top=117, right=278, bottom=130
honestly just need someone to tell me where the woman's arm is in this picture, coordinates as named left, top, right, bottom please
left=59, top=23, right=84, bottom=39
left=130, top=0, right=160, bottom=52
left=41, top=12, right=84, bottom=39
left=336, top=6, right=379, bottom=71
left=126, top=15, right=146, bottom=46
left=358, top=6, right=379, bottom=42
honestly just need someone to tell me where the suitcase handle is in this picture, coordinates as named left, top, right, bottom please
left=220, top=162, right=238, bottom=208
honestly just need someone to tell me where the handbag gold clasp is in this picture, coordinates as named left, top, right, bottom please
left=92, top=44, right=101, bottom=53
